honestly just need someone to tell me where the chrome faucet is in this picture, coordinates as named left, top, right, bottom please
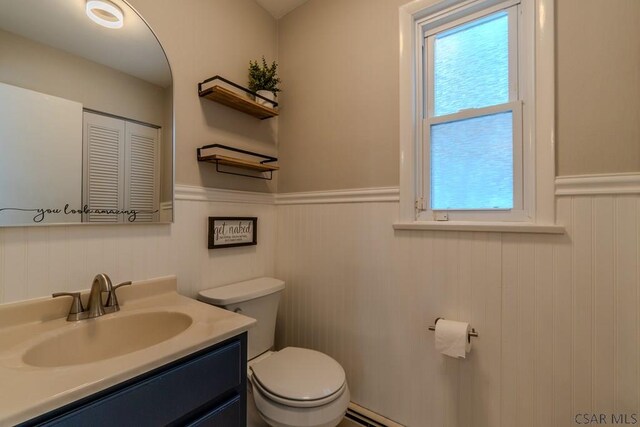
left=53, top=274, right=132, bottom=321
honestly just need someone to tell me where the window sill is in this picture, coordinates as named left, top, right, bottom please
left=393, top=221, right=565, bottom=234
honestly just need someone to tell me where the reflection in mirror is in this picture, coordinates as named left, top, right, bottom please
left=0, top=0, right=173, bottom=226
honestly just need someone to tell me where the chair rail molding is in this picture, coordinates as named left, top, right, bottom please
left=275, top=187, right=400, bottom=205
left=175, top=185, right=275, bottom=205
left=175, top=185, right=401, bottom=205
left=555, top=173, right=640, bottom=196
left=175, top=174, right=640, bottom=207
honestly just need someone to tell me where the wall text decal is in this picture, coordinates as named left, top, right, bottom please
left=0, top=204, right=157, bottom=223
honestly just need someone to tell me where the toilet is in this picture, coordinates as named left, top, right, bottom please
left=198, top=277, right=350, bottom=427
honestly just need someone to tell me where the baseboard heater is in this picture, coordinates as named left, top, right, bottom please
left=344, top=403, right=405, bottom=427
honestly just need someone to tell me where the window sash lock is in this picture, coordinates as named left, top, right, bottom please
left=433, top=211, right=449, bottom=221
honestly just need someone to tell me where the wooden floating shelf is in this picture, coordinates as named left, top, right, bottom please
left=199, top=85, right=278, bottom=120
left=197, top=144, right=279, bottom=180
left=197, top=154, right=280, bottom=173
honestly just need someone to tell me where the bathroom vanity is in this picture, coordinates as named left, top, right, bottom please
left=0, top=276, right=255, bottom=426
left=22, top=334, right=247, bottom=426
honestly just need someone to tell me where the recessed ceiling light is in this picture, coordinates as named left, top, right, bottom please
left=86, top=0, right=124, bottom=29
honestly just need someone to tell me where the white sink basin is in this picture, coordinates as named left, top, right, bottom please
left=23, top=311, right=193, bottom=367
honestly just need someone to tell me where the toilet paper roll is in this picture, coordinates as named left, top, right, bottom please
left=434, top=319, right=472, bottom=358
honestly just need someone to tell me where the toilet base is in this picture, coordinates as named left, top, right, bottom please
left=246, top=349, right=349, bottom=427
left=248, top=386, right=269, bottom=427
left=247, top=382, right=348, bottom=427
left=252, top=381, right=349, bottom=427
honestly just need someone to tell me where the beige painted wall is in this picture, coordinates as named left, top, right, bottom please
left=0, top=29, right=167, bottom=127
left=1, top=0, right=278, bottom=196
left=277, top=0, right=405, bottom=193
left=277, top=0, right=640, bottom=193
left=129, top=0, right=278, bottom=193
left=556, top=0, right=640, bottom=176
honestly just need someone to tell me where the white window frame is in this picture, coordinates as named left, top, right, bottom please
left=397, top=0, right=563, bottom=233
left=422, top=4, right=526, bottom=222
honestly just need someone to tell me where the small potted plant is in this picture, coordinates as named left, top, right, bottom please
left=248, top=56, right=281, bottom=107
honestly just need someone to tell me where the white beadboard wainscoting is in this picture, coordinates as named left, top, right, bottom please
left=0, top=186, right=276, bottom=303
left=2, top=176, right=640, bottom=427
left=274, top=193, right=640, bottom=427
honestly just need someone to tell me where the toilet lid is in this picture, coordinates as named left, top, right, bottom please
left=250, top=347, right=346, bottom=401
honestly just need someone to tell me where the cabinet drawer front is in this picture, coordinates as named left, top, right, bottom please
left=186, top=395, right=241, bottom=427
left=43, top=341, right=242, bottom=426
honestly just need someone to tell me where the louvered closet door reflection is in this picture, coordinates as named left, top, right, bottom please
left=124, top=122, right=159, bottom=222
left=83, top=112, right=125, bottom=223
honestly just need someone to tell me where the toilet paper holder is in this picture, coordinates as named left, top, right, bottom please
left=428, top=317, right=479, bottom=343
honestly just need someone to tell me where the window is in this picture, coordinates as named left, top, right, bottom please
left=394, top=0, right=564, bottom=233
left=398, top=0, right=559, bottom=232
left=418, top=0, right=529, bottom=222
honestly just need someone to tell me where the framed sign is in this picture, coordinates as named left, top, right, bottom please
left=208, top=217, right=257, bottom=249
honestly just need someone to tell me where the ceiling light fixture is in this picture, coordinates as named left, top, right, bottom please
left=86, top=0, right=124, bottom=29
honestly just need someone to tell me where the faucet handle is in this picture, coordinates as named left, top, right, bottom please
left=52, top=292, right=85, bottom=321
left=105, top=281, right=132, bottom=310
left=114, top=281, right=132, bottom=290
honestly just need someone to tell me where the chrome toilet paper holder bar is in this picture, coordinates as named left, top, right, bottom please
left=428, top=317, right=479, bottom=343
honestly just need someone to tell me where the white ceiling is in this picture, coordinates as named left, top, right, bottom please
left=0, top=0, right=171, bottom=87
left=255, top=0, right=310, bottom=19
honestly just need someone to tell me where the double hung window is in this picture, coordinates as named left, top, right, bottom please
left=418, top=1, right=530, bottom=222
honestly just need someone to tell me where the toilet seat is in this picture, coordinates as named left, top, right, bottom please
left=252, top=375, right=347, bottom=408
left=250, top=347, right=346, bottom=407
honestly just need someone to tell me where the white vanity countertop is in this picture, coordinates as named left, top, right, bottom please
left=0, top=276, right=256, bottom=426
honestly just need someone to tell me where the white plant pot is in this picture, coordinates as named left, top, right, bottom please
left=255, top=90, right=275, bottom=107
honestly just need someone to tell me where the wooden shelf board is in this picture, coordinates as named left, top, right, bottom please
left=199, top=85, right=278, bottom=120
left=198, top=154, right=279, bottom=172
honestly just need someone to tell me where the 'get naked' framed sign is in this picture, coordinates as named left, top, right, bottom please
left=208, top=217, right=257, bottom=249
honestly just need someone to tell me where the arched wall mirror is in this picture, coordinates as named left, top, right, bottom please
left=0, top=0, right=173, bottom=226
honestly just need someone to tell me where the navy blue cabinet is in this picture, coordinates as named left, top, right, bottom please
left=22, top=333, right=247, bottom=427
left=185, top=395, right=241, bottom=427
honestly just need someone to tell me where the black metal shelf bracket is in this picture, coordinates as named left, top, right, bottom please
left=197, top=75, right=278, bottom=108
left=197, top=144, right=278, bottom=181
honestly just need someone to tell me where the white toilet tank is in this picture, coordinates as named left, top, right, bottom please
left=198, top=277, right=285, bottom=360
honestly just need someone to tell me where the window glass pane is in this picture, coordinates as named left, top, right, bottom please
left=431, top=111, right=513, bottom=210
left=434, top=12, right=509, bottom=116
